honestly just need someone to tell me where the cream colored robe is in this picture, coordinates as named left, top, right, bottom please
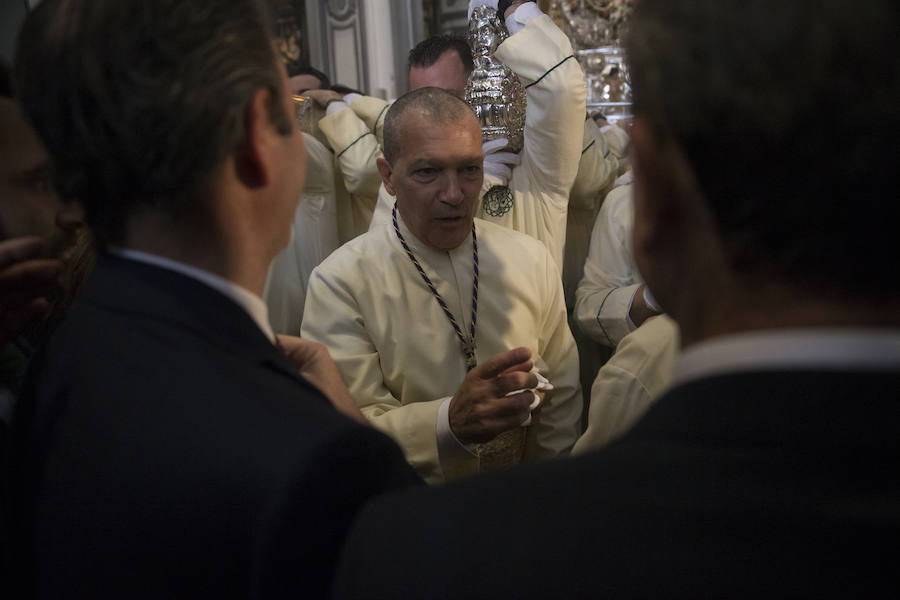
left=563, top=118, right=620, bottom=310
left=301, top=216, right=582, bottom=483
left=369, top=15, right=586, bottom=272
left=318, top=96, right=389, bottom=243
left=263, top=133, right=338, bottom=334
left=572, top=315, right=679, bottom=454
left=574, top=183, right=641, bottom=348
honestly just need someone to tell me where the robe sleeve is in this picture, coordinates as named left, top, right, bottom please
left=494, top=14, right=587, bottom=270
left=348, top=95, right=390, bottom=148
left=574, top=185, right=640, bottom=347
left=301, top=263, right=479, bottom=484
left=569, top=119, right=619, bottom=212
left=571, top=315, right=679, bottom=454
left=318, top=106, right=384, bottom=201
left=524, top=247, right=583, bottom=460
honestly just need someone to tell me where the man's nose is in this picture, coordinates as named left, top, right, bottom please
left=55, top=203, right=85, bottom=233
left=439, top=172, right=464, bottom=206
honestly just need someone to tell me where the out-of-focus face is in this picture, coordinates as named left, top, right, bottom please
left=409, top=50, right=469, bottom=99
left=0, top=98, right=65, bottom=243
left=380, top=110, right=484, bottom=251
left=289, top=74, right=323, bottom=95
left=270, top=68, right=307, bottom=255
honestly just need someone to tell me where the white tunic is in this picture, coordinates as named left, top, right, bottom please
left=318, top=97, right=389, bottom=243
left=574, top=183, right=642, bottom=348
left=301, top=215, right=582, bottom=483
left=563, top=118, right=620, bottom=309
left=572, top=315, right=679, bottom=454
left=263, top=133, right=339, bottom=334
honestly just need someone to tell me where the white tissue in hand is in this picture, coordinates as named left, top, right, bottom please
left=506, top=372, right=553, bottom=426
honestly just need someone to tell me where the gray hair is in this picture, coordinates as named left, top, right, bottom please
left=382, top=87, right=475, bottom=164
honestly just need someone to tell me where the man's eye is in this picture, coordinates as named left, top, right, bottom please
left=415, top=168, right=437, bottom=177
left=462, top=165, right=482, bottom=175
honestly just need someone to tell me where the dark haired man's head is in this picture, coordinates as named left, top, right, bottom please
left=14, top=0, right=297, bottom=249
left=408, top=35, right=473, bottom=98
left=377, top=87, right=483, bottom=251
left=288, top=65, right=330, bottom=95
left=625, top=0, right=900, bottom=335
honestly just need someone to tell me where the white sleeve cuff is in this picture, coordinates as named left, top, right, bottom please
left=505, top=2, right=543, bottom=35
left=342, top=93, right=362, bottom=105
left=325, top=100, right=349, bottom=116
left=437, top=396, right=478, bottom=460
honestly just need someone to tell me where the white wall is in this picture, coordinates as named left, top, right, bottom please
left=360, top=0, right=396, bottom=100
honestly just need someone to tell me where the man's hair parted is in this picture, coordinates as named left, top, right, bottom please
left=382, top=87, right=476, bottom=165
left=626, top=0, right=900, bottom=296
left=14, top=0, right=292, bottom=248
left=408, top=34, right=474, bottom=75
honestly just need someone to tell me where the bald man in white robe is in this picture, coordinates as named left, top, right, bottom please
left=302, top=88, right=581, bottom=483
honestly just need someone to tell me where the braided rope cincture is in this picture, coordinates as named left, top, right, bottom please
left=392, top=201, right=479, bottom=371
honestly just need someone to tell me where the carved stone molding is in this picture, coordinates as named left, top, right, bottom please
left=306, top=0, right=369, bottom=92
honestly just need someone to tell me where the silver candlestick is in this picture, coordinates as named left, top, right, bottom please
left=464, top=5, right=527, bottom=217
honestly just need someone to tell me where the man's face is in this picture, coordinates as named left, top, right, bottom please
left=0, top=98, right=65, bottom=243
left=0, top=98, right=81, bottom=259
left=380, top=110, right=483, bottom=251
left=409, top=50, right=469, bottom=98
left=289, top=74, right=323, bottom=95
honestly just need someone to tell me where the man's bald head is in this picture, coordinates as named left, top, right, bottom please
left=382, top=87, right=477, bottom=165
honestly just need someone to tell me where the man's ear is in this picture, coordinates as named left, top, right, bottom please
left=234, top=88, right=276, bottom=190
left=376, top=157, right=396, bottom=196
left=629, top=116, right=697, bottom=260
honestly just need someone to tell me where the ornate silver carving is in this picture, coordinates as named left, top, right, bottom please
left=464, top=5, right=527, bottom=154
left=551, top=0, right=634, bottom=120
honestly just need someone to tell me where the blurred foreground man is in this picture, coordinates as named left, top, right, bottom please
left=7, top=1, right=418, bottom=597
left=332, top=1, right=900, bottom=597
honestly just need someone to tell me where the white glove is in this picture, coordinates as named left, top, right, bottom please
left=482, top=137, right=521, bottom=187
left=468, top=0, right=499, bottom=21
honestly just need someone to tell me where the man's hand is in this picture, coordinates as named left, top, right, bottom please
left=628, top=284, right=663, bottom=328
left=276, top=335, right=368, bottom=425
left=303, top=89, right=343, bottom=109
left=482, top=137, right=521, bottom=188
left=449, top=346, right=537, bottom=444
left=0, top=236, right=63, bottom=347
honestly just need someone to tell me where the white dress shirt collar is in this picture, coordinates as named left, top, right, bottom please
left=109, top=248, right=276, bottom=343
left=674, top=328, right=900, bottom=387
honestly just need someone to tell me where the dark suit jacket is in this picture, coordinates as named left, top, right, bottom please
left=7, top=255, right=420, bottom=598
left=334, top=369, right=900, bottom=599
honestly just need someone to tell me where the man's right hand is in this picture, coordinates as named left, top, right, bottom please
left=0, top=236, right=63, bottom=347
left=449, top=346, right=537, bottom=444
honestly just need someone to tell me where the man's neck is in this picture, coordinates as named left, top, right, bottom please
left=123, top=209, right=271, bottom=296
left=676, top=281, right=900, bottom=350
